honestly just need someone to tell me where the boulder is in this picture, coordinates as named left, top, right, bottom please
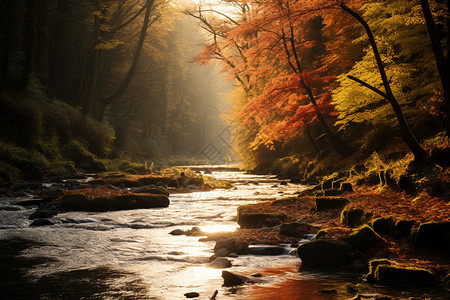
left=279, top=222, right=318, bottom=237
left=185, top=226, right=205, bottom=236
left=169, top=229, right=185, bottom=235
left=371, top=217, right=395, bottom=236
left=30, top=218, right=54, bottom=227
left=394, top=220, right=415, bottom=239
left=237, top=212, right=285, bottom=228
left=412, top=221, right=450, bottom=252
left=247, top=246, right=285, bottom=256
left=324, top=189, right=345, bottom=196
left=340, top=182, right=353, bottom=192
left=60, top=193, right=170, bottom=211
left=250, top=273, right=262, bottom=277
left=184, top=292, right=200, bottom=298
left=364, top=259, right=393, bottom=283
left=28, top=209, right=57, bottom=220
left=214, top=238, right=248, bottom=255
left=321, top=178, right=334, bottom=190
left=297, top=240, right=353, bottom=269
left=222, top=271, right=252, bottom=286
left=130, top=185, right=169, bottom=196
left=374, top=265, right=435, bottom=287
left=346, top=225, right=383, bottom=251
left=341, top=206, right=372, bottom=228
left=208, top=257, right=232, bottom=269
left=332, top=179, right=343, bottom=189
left=315, top=197, right=349, bottom=211
left=398, top=175, right=415, bottom=194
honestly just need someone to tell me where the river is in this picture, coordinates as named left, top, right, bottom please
left=0, top=169, right=447, bottom=299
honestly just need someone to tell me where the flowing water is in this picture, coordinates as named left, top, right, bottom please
left=0, top=169, right=448, bottom=299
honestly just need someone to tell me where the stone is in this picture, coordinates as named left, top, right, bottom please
left=398, top=175, right=415, bottom=194
left=60, top=193, right=170, bottom=211
left=185, top=226, right=205, bottom=236
left=280, top=181, right=288, bottom=185
left=346, top=225, right=382, bottom=251
left=208, top=257, right=232, bottom=269
left=279, top=222, right=318, bottom=237
left=340, top=182, right=353, bottom=192
left=394, top=220, right=415, bottom=239
left=214, top=238, right=248, bottom=255
left=332, top=179, right=343, bottom=189
left=321, top=178, right=334, bottom=190
left=28, top=209, right=57, bottom=220
left=213, top=248, right=230, bottom=258
left=237, top=212, right=285, bottom=229
left=297, top=240, right=353, bottom=269
left=371, top=217, right=395, bottom=236
left=412, top=221, right=450, bottom=252
left=324, top=189, right=345, bottom=196
left=169, top=229, right=185, bottom=235
left=374, top=265, right=435, bottom=287
left=250, top=273, right=262, bottom=277
left=365, top=259, right=393, bottom=283
left=320, top=289, right=337, bottom=294
left=222, top=270, right=251, bottom=286
left=247, top=246, right=285, bottom=256
left=30, top=218, right=54, bottom=227
left=184, top=292, right=200, bottom=298
left=130, top=185, right=169, bottom=196
left=315, top=197, right=349, bottom=211
left=341, top=206, right=372, bottom=228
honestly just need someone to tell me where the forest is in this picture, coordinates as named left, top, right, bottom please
left=0, top=0, right=450, bottom=299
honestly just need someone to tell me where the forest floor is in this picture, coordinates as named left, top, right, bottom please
left=225, top=185, right=450, bottom=279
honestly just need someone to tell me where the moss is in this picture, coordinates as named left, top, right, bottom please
left=412, top=221, right=450, bottom=252
left=365, top=258, right=393, bottom=282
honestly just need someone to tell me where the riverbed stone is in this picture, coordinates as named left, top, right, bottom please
left=28, top=209, right=58, bottom=220
left=222, top=270, right=252, bottom=286
left=297, top=239, right=353, bottom=269
left=60, top=193, right=170, bottom=211
left=394, top=220, right=416, bottom=239
left=346, top=225, right=383, bottom=251
left=340, top=182, right=353, bottom=192
left=365, top=259, right=393, bottom=283
left=279, top=222, right=318, bottom=237
left=184, top=292, right=200, bottom=298
left=130, top=185, right=169, bottom=196
left=412, top=221, right=450, bottom=252
left=208, top=257, right=232, bottom=269
left=214, top=237, right=248, bottom=255
left=30, top=218, right=54, bottom=227
left=169, top=229, right=185, bottom=235
left=341, top=206, right=372, bottom=228
left=324, top=189, right=345, bottom=196
left=371, top=217, right=395, bottom=236
left=374, top=265, right=435, bottom=287
left=185, top=226, right=205, bottom=236
left=315, top=197, right=349, bottom=211
left=247, top=246, right=285, bottom=256
left=237, top=212, right=285, bottom=228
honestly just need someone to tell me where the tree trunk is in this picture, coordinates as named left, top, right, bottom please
left=35, top=0, right=49, bottom=82
left=0, top=0, right=13, bottom=90
left=339, top=1, right=428, bottom=162
left=420, top=0, right=450, bottom=136
left=19, top=0, right=37, bottom=90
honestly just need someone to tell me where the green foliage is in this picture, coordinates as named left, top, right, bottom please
left=332, top=0, right=443, bottom=137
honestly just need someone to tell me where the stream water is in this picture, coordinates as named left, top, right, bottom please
left=0, top=169, right=448, bottom=299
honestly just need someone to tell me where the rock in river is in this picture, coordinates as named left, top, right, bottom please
left=30, top=218, right=54, bottom=227
left=208, top=257, right=232, bottom=269
left=297, top=239, right=353, bottom=269
left=222, top=271, right=252, bottom=286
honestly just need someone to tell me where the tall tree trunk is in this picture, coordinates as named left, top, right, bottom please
left=420, top=0, right=450, bottom=136
left=99, top=0, right=155, bottom=113
left=338, top=1, right=428, bottom=162
left=19, top=0, right=37, bottom=90
left=0, top=0, right=13, bottom=90
left=35, top=0, right=49, bottom=83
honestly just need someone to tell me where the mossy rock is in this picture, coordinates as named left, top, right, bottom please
left=279, top=222, right=318, bottom=237
left=341, top=206, right=372, bottom=228
left=315, top=197, right=349, bottom=211
left=365, top=259, right=393, bottom=283
left=412, top=221, right=450, bottom=252
left=237, top=212, right=285, bottom=229
left=323, top=189, right=345, bottom=196
left=297, top=240, right=353, bottom=269
left=61, top=193, right=169, bottom=212
left=374, top=265, right=435, bottom=287
left=346, top=225, right=382, bottom=251
left=371, top=217, right=395, bottom=236
left=340, top=182, right=353, bottom=192
left=321, top=178, right=334, bottom=190
left=131, top=185, right=169, bottom=196
left=394, top=220, right=416, bottom=239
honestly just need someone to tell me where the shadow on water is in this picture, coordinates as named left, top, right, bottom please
left=0, top=238, right=151, bottom=299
